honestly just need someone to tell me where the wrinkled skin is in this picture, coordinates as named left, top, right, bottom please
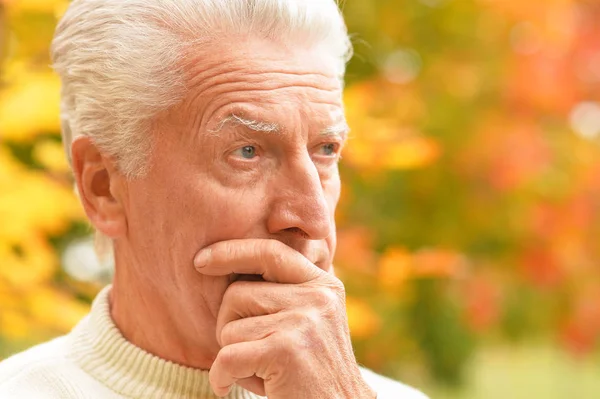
left=71, top=36, right=375, bottom=398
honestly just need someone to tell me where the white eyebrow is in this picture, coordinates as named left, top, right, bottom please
left=320, top=120, right=350, bottom=140
left=210, top=113, right=281, bottom=134
left=210, top=113, right=349, bottom=140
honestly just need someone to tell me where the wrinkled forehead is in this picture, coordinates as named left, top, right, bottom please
left=180, top=37, right=346, bottom=133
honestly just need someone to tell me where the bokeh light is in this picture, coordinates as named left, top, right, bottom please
left=1, top=1, right=600, bottom=398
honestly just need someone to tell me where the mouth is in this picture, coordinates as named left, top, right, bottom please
left=230, top=273, right=265, bottom=283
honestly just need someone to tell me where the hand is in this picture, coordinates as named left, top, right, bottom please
left=194, top=239, right=376, bottom=399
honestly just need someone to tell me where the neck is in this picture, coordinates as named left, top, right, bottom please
left=110, top=251, right=226, bottom=370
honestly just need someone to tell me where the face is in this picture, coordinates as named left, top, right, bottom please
left=115, top=37, right=347, bottom=302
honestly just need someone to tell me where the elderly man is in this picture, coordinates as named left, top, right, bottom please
left=0, top=1, right=427, bottom=398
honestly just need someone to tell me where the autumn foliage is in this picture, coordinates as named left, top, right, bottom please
left=1, top=0, right=600, bottom=387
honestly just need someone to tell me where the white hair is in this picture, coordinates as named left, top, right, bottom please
left=51, top=0, right=352, bottom=257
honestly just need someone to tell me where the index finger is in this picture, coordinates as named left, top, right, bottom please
left=193, top=239, right=324, bottom=284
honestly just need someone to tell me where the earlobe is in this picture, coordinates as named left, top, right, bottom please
left=71, top=136, right=127, bottom=239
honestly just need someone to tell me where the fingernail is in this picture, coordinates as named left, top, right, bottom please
left=194, top=248, right=211, bottom=268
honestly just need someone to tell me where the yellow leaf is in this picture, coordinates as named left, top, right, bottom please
left=344, top=138, right=377, bottom=169
left=382, top=137, right=441, bottom=170
left=27, top=286, right=90, bottom=332
left=33, top=140, right=70, bottom=173
left=412, top=248, right=466, bottom=278
left=0, top=235, right=56, bottom=288
left=0, top=282, right=19, bottom=310
left=0, top=309, right=31, bottom=340
left=0, top=163, right=84, bottom=242
left=0, top=148, right=25, bottom=182
left=378, top=247, right=412, bottom=290
left=3, top=0, right=68, bottom=15
left=346, top=296, right=381, bottom=339
left=0, top=71, right=61, bottom=141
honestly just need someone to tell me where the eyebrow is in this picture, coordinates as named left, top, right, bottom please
left=210, top=112, right=349, bottom=140
left=210, top=113, right=281, bottom=134
left=320, top=120, right=350, bottom=140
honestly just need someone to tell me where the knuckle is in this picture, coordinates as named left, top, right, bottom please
left=220, top=323, right=237, bottom=347
left=229, top=279, right=251, bottom=293
left=290, top=309, right=320, bottom=329
left=287, top=322, right=319, bottom=354
left=328, top=277, right=347, bottom=304
left=312, top=287, right=340, bottom=308
left=227, top=279, right=255, bottom=298
left=217, top=345, right=237, bottom=368
left=222, top=282, right=242, bottom=305
left=330, top=276, right=346, bottom=293
left=304, top=308, right=322, bottom=326
left=276, top=330, right=301, bottom=356
left=222, top=280, right=258, bottom=316
left=266, top=334, right=292, bottom=372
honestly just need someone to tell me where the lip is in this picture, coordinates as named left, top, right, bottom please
left=231, top=273, right=265, bottom=283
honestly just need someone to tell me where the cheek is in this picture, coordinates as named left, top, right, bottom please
left=322, top=173, right=340, bottom=267
left=185, top=178, right=268, bottom=245
left=123, top=177, right=194, bottom=253
left=124, top=174, right=269, bottom=276
left=323, top=171, right=341, bottom=214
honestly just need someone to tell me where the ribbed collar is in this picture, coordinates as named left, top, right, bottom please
left=67, top=285, right=261, bottom=399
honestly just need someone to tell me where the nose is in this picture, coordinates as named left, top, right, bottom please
left=266, top=153, right=333, bottom=241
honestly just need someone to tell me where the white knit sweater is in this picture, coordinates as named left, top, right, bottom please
left=0, top=286, right=427, bottom=398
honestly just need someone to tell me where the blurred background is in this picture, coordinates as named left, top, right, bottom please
left=1, top=0, right=600, bottom=398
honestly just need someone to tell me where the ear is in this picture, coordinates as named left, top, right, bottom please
left=71, top=136, right=127, bottom=239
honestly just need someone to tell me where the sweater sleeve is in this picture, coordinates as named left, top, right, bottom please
left=359, top=367, right=429, bottom=399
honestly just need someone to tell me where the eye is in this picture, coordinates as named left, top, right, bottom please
left=233, top=145, right=257, bottom=159
left=318, top=143, right=338, bottom=156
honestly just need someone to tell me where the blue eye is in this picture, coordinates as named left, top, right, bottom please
left=235, top=145, right=257, bottom=159
left=320, top=143, right=337, bottom=156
